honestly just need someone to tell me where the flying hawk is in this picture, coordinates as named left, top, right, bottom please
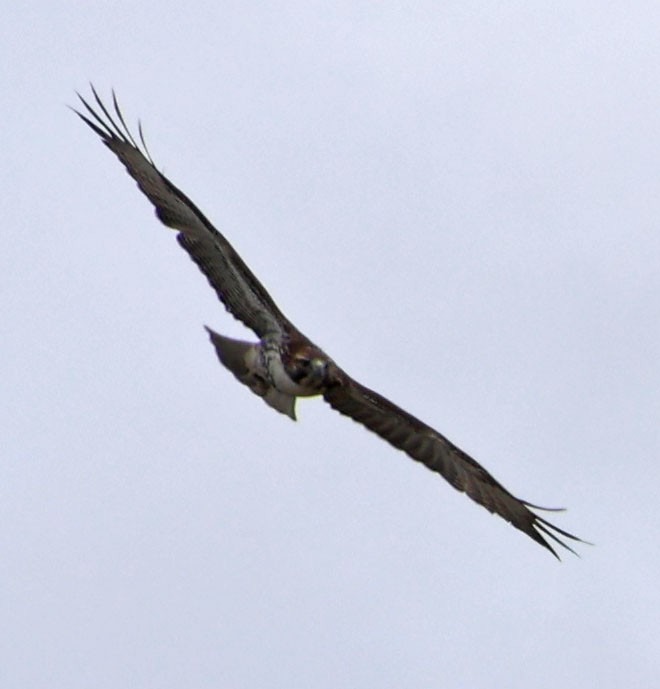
left=73, top=86, right=584, bottom=558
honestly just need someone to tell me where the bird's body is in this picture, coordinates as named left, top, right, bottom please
left=74, top=87, right=584, bottom=558
left=206, top=329, right=329, bottom=419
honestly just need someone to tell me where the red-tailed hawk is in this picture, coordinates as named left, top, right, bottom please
left=74, top=87, right=584, bottom=558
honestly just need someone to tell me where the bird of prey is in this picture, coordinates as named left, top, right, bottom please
left=73, top=86, right=584, bottom=558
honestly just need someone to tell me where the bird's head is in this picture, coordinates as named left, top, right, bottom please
left=281, top=337, right=332, bottom=391
left=289, top=353, right=329, bottom=390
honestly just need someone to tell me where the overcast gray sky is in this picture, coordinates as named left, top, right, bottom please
left=3, top=3, right=659, bottom=688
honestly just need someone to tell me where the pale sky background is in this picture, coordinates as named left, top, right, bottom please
left=3, top=3, right=659, bottom=688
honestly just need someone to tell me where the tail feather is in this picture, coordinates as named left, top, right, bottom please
left=206, top=327, right=253, bottom=378
left=205, top=327, right=297, bottom=420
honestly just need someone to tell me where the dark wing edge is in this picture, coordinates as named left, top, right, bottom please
left=72, top=85, right=292, bottom=339
left=324, top=374, right=587, bottom=559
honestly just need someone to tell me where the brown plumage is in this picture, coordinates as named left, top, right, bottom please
left=73, top=86, right=586, bottom=558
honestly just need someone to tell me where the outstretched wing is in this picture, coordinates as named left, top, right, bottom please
left=324, top=374, right=583, bottom=558
left=73, top=86, right=291, bottom=339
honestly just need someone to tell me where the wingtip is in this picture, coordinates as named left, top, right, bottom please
left=531, top=513, right=590, bottom=559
